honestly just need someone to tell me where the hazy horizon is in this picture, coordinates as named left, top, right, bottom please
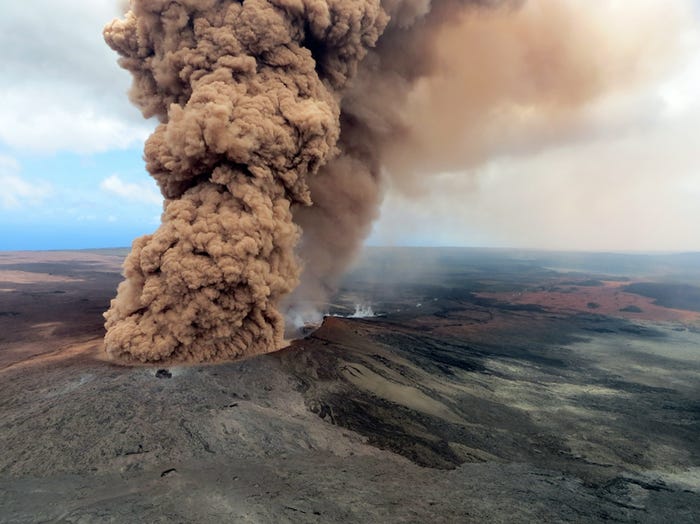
left=3, top=243, right=700, bottom=258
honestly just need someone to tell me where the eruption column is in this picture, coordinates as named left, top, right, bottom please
left=104, top=0, right=672, bottom=363
left=103, top=0, right=387, bottom=362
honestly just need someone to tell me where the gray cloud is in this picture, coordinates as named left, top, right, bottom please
left=0, top=1, right=152, bottom=153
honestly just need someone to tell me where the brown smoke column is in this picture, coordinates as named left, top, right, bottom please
left=285, top=0, right=679, bottom=316
left=103, top=0, right=389, bottom=362
left=104, top=0, right=678, bottom=363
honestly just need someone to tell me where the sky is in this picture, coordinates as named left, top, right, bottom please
left=1, top=0, right=699, bottom=252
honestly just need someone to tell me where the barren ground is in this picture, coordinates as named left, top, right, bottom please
left=1, top=248, right=699, bottom=523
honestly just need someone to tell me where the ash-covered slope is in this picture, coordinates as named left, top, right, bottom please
left=2, top=250, right=700, bottom=522
left=281, top=316, right=700, bottom=481
left=1, top=316, right=698, bottom=522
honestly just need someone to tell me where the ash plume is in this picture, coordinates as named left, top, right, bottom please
left=286, top=0, right=683, bottom=312
left=103, top=0, right=387, bottom=362
left=104, top=0, right=679, bottom=363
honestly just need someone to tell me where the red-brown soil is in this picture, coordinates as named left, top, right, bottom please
left=476, top=280, right=700, bottom=324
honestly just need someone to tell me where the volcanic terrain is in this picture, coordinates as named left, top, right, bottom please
left=1, top=247, right=699, bottom=522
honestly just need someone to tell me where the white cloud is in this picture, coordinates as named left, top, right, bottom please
left=0, top=87, right=150, bottom=154
left=0, top=155, right=19, bottom=174
left=100, top=174, right=162, bottom=206
left=374, top=109, right=700, bottom=251
left=0, top=155, right=51, bottom=209
left=658, top=36, right=700, bottom=118
left=0, top=1, right=153, bottom=154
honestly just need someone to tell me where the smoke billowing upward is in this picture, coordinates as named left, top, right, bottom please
left=282, top=0, right=680, bottom=322
left=104, top=0, right=681, bottom=363
left=103, top=0, right=388, bottom=362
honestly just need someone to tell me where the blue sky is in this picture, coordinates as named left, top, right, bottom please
left=0, top=1, right=161, bottom=250
left=0, top=147, right=163, bottom=250
left=0, top=148, right=160, bottom=249
left=1, top=1, right=700, bottom=251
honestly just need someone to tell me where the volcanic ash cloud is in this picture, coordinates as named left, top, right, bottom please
left=102, top=0, right=387, bottom=363
left=104, top=0, right=679, bottom=363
